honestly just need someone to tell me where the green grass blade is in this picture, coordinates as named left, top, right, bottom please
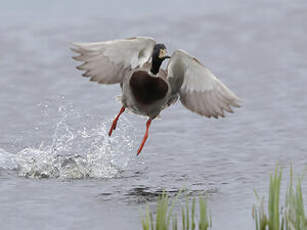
left=191, top=197, right=196, bottom=230
left=182, top=206, right=186, bottom=230
left=186, top=197, right=189, bottom=230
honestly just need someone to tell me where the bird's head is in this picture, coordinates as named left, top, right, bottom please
left=153, top=43, right=170, bottom=60
left=151, top=43, right=171, bottom=74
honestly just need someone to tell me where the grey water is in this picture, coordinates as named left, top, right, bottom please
left=1, top=0, right=307, bottom=229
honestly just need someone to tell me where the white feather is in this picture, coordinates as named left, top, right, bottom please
left=167, top=49, right=241, bottom=118
left=71, top=37, right=156, bottom=84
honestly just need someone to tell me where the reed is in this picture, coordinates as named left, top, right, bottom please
left=141, top=165, right=306, bottom=230
left=283, top=167, right=307, bottom=230
left=141, top=192, right=211, bottom=230
left=252, top=166, right=307, bottom=230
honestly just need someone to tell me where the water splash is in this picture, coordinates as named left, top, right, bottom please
left=0, top=148, right=18, bottom=170
left=0, top=102, right=136, bottom=179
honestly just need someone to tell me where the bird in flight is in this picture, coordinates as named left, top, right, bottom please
left=71, top=37, right=240, bottom=155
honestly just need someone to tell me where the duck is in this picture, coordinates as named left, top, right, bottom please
left=71, top=36, right=241, bottom=155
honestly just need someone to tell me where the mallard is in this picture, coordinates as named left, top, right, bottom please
left=71, top=37, right=240, bottom=155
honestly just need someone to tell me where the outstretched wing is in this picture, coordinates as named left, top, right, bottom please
left=167, top=49, right=241, bottom=118
left=71, top=37, right=156, bottom=84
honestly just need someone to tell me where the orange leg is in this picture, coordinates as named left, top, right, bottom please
left=108, top=106, right=125, bottom=136
left=137, top=119, right=152, bottom=156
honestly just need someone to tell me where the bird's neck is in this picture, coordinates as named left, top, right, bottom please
left=150, top=58, right=163, bottom=75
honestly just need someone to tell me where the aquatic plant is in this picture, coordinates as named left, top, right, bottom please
left=283, top=168, right=307, bottom=230
left=141, top=165, right=306, bottom=230
left=252, top=166, right=307, bottom=230
left=141, top=192, right=211, bottom=230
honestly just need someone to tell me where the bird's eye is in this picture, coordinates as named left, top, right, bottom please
left=159, top=49, right=167, bottom=58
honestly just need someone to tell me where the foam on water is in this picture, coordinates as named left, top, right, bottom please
left=0, top=148, right=18, bottom=170
left=0, top=104, right=136, bottom=179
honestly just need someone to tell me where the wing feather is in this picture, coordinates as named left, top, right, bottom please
left=167, top=49, right=241, bottom=118
left=71, top=37, right=156, bottom=84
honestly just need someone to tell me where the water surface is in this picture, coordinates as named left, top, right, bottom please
left=0, top=1, right=307, bottom=229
